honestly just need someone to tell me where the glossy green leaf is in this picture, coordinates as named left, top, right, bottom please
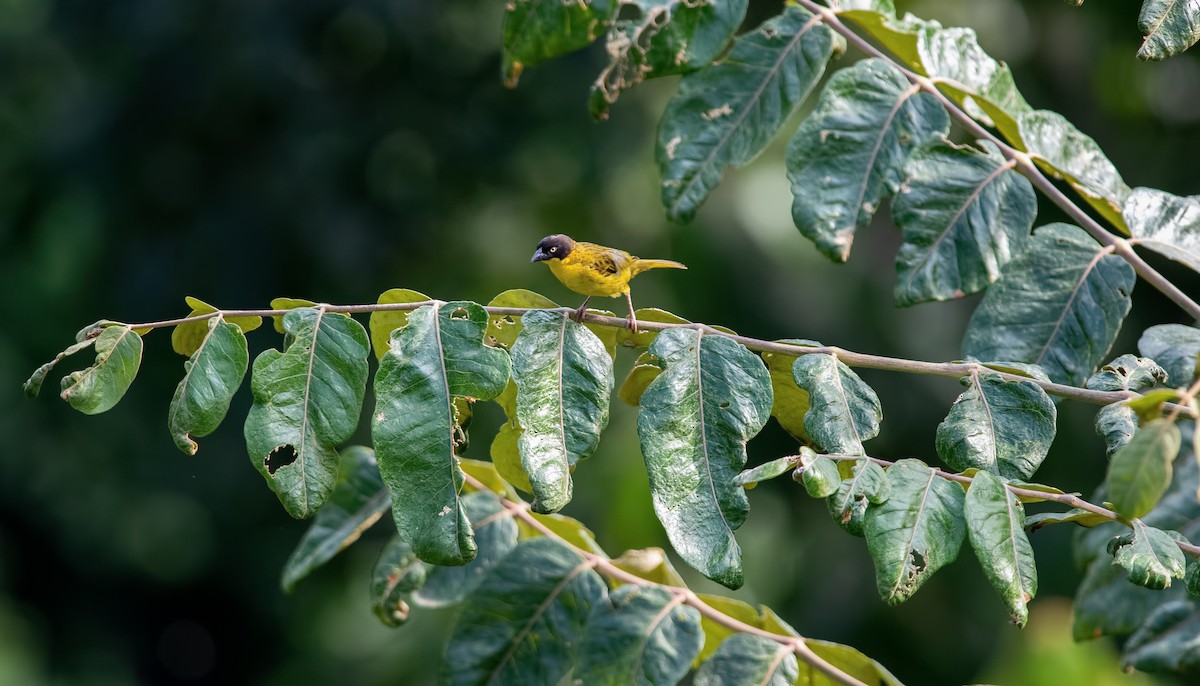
left=827, top=457, right=890, bottom=537
left=610, top=548, right=687, bottom=587
left=637, top=327, right=772, bottom=589
left=1120, top=600, right=1200, bottom=672
left=1024, top=508, right=1110, bottom=533
left=803, top=639, right=907, bottom=686
left=964, top=470, right=1037, bottom=626
left=963, top=223, right=1135, bottom=387
left=1086, top=354, right=1169, bottom=393
left=735, top=456, right=796, bottom=488
left=24, top=337, right=95, bottom=398
left=501, top=0, right=616, bottom=86
left=693, top=633, right=797, bottom=686
left=1137, top=1, right=1200, bottom=60
left=1139, top=323, right=1200, bottom=385
left=934, top=370, right=1056, bottom=480
left=657, top=5, right=839, bottom=222
left=370, top=537, right=428, bottom=628
left=368, top=288, right=431, bottom=360
left=244, top=308, right=369, bottom=519
left=57, top=324, right=144, bottom=415
left=1124, top=187, right=1200, bottom=273
left=167, top=317, right=249, bottom=455
left=373, top=302, right=510, bottom=565
left=791, top=353, right=882, bottom=455
left=787, top=58, right=948, bottom=262
left=414, top=492, right=520, bottom=608
left=797, top=450, right=841, bottom=498
left=1108, top=520, right=1188, bottom=590
left=1107, top=418, right=1181, bottom=520
left=511, top=309, right=613, bottom=513
left=170, top=296, right=261, bottom=357
left=576, top=585, right=703, bottom=686
left=442, top=537, right=607, bottom=685
left=893, top=143, right=1036, bottom=306
left=761, top=339, right=821, bottom=442
left=1095, top=404, right=1138, bottom=459
left=618, top=352, right=662, bottom=406
left=865, top=459, right=966, bottom=605
left=1017, top=111, right=1131, bottom=229
left=589, top=0, right=748, bottom=119
left=281, top=446, right=389, bottom=592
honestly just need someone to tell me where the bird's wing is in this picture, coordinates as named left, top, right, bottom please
left=589, top=249, right=627, bottom=277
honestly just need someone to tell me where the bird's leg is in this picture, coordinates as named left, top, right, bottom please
left=624, top=291, right=638, bottom=333
left=572, top=297, right=591, bottom=323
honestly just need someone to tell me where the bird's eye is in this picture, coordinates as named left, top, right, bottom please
left=549, top=246, right=557, bottom=253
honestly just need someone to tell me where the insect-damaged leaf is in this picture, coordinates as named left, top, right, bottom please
left=370, top=537, right=428, bottom=628
left=1137, top=0, right=1200, bottom=61
left=168, top=317, right=249, bottom=455
left=693, top=633, right=798, bottom=686
left=964, top=470, right=1037, bottom=626
left=576, top=585, right=703, bottom=686
left=1106, top=418, right=1182, bottom=520
left=1139, top=323, right=1200, bottom=386
left=1108, top=520, right=1188, bottom=591
left=893, top=143, right=1036, bottom=306
left=57, top=325, right=143, bottom=415
left=637, top=327, right=772, bottom=589
left=413, top=492, right=519, bottom=608
left=511, top=309, right=613, bottom=513
left=935, top=370, right=1056, bottom=480
left=657, top=5, right=839, bottom=222
left=244, top=307, right=369, bottom=519
left=373, top=302, right=510, bottom=566
left=827, top=457, right=890, bottom=537
left=24, top=337, right=95, bottom=399
left=442, top=537, right=606, bottom=686
left=865, top=459, right=966, bottom=605
left=281, top=446, right=389, bottom=593
left=791, top=353, right=882, bottom=456
left=1123, top=187, right=1200, bottom=274
left=501, top=0, right=616, bottom=87
left=787, top=58, right=948, bottom=263
left=963, top=223, right=1135, bottom=387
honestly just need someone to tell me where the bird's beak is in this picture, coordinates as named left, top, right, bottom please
left=531, top=247, right=549, bottom=263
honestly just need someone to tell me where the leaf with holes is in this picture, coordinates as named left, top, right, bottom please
left=170, top=296, right=261, bottom=357
left=281, top=446, right=389, bottom=592
left=893, top=143, right=1036, bottom=306
left=511, top=309, right=613, bottom=513
left=1137, top=0, right=1200, bottom=60
left=56, top=325, right=143, bottom=415
left=637, top=327, right=773, bottom=589
left=501, top=0, right=617, bottom=86
left=792, top=353, right=882, bottom=456
left=442, top=537, right=607, bottom=685
left=693, top=633, right=797, bottom=686
left=865, top=459, right=966, bottom=605
left=827, top=456, right=890, bottom=537
left=1108, top=520, right=1188, bottom=590
left=373, top=302, right=510, bottom=565
left=1107, top=419, right=1182, bottom=520
left=1087, top=354, right=1169, bottom=394
left=657, top=5, right=840, bottom=222
left=1124, top=187, right=1200, bottom=274
left=167, top=317, right=249, bottom=455
left=414, top=492, right=520, bottom=608
left=576, top=584, right=704, bottom=685
left=787, top=58, right=949, bottom=262
left=370, top=537, right=428, bottom=628
left=964, top=470, right=1038, bottom=626
left=963, top=223, right=1135, bottom=387
left=935, top=370, right=1056, bottom=480
left=244, top=308, right=369, bottom=519
left=1139, top=323, right=1200, bottom=386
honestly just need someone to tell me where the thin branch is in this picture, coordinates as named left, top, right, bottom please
left=794, top=0, right=1200, bottom=321
left=467, top=473, right=869, bottom=686
left=116, top=300, right=1198, bottom=419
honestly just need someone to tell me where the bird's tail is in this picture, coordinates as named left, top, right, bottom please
left=630, top=258, right=687, bottom=276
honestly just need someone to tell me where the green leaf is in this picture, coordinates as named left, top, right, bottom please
left=414, top=492, right=520, bottom=608
left=244, top=307, right=370, bottom=519
left=787, top=58, right=949, bottom=262
left=489, top=382, right=533, bottom=494
left=1124, top=187, right=1200, bottom=273
left=576, top=585, right=703, bottom=685
left=269, top=297, right=319, bottom=334
left=459, top=457, right=522, bottom=501
left=1108, top=520, right=1188, bottom=590
left=791, top=354, right=882, bottom=455
left=1017, top=111, right=1131, bottom=230
left=803, top=639, right=907, bottom=686
left=167, top=317, right=249, bottom=455
left=1107, top=418, right=1182, bottom=520
left=829, top=0, right=895, bottom=12
left=616, top=307, right=690, bottom=349
left=281, top=446, right=389, bottom=593
left=657, top=5, right=839, bottom=222
left=373, top=302, right=510, bottom=565
left=893, top=143, right=1036, bottom=306
left=1139, top=323, right=1200, bottom=385
left=1005, top=480, right=1074, bottom=504
left=24, top=337, right=95, bottom=398
left=501, top=0, right=616, bottom=86
left=796, top=449, right=841, bottom=498
left=590, top=0, right=748, bottom=119
left=368, top=288, right=431, bottom=360
left=934, top=370, right=1056, bottom=480
left=693, top=634, right=797, bottom=686
left=637, top=327, right=773, bottom=589
left=1120, top=600, right=1200, bottom=673
left=170, top=296, right=262, bottom=357
left=617, top=352, right=663, bottom=406
left=485, top=289, right=559, bottom=351
left=442, top=537, right=607, bottom=685
left=826, top=457, right=890, bottom=537
left=527, top=511, right=608, bottom=556
left=1137, top=1, right=1200, bottom=60
left=964, top=470, right=1037, bottom=626
left=511, top=310, right=613, bottom=513
left=1024, top=508, right=1110, bottom=533
left=963, top=223, right=1135, bottom=387
left=735, top=455, right=797, bottom=488
left=1086, top=354, right=1169, bottom=393
left=59, top=325, right=143, bottom=415
left=610, top=547, right=687, bottom=587
left=692, top=594, right=772, bottom=665
left=977, top=360, right=1052, bottom=382
left=865, top=459, right=966, bottom=605
left=370, top=537, right=428, bottom=628
left=1188, top=560, right=1200, bottom=598
left=761, top=339, right=821, bottom=442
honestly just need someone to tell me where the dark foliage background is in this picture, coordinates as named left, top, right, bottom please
left=3, top=1, right=1198, bottom=684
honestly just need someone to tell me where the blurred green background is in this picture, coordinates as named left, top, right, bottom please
left=3, top=0, right=1199, bottom=684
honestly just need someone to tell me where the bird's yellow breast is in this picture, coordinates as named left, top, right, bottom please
left=546, top=253, right=632, bottom=298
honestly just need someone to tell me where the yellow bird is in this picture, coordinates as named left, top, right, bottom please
left=530, top=234, right=686, bottom=333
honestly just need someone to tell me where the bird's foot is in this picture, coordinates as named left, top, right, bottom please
left=625, top=313, right=638, bottom=334
left=572, top=303, right=588, bottom=323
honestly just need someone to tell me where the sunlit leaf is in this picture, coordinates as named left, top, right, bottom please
left=369, top=288, right=431, bottom=360
left=610, top=547, right=687, bottom=587
left=792, top=353, right=882, bottom=456
left=576, top=585, right=703, bottom=685
left=1137, top=1, right=1200, bottom=61
left=414, top=492, right=519, bottom=608
left=1107, top=418, right=1181, bottom=520
left=167, top=317, right=249, bottom=455
left=170, top=296, right=261, bottom=357
left=761, top=339, right=821, bottom=442
left=964, top=470, right=1037, bottom=626
left=1138, top=323, right=1200, bottom=385
left=485, top=289, right=558, bottom=351
left=1123, top=187, right=1200, bottom=273
left=527, top=512, right=608, bottom=556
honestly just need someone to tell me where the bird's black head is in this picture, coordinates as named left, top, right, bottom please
left=531, top=234, right=575, bottom=263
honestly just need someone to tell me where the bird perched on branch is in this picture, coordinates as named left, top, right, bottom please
left=530, top=234, right=686, bottom=333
